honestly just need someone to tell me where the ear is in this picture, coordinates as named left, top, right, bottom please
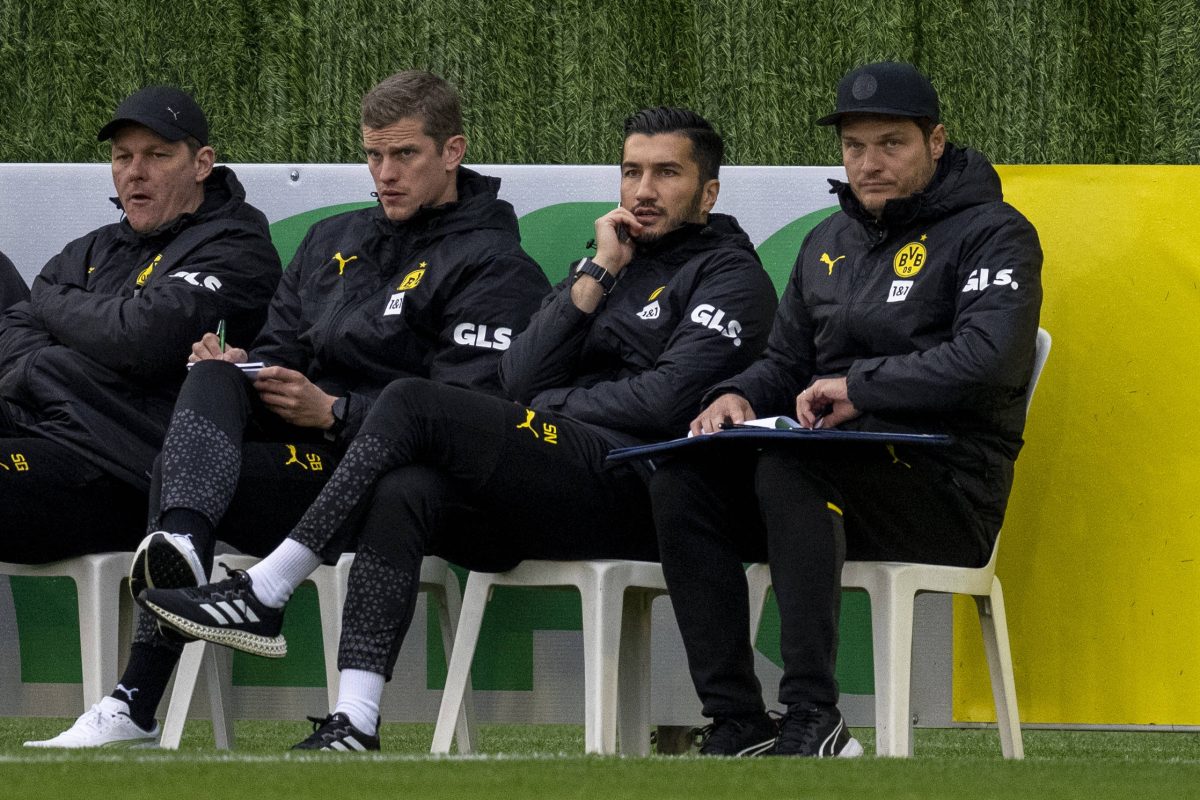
left=929, top=124, right=947, bottom=161
left=194, top=145, right=216, bottom=183
left=699, top=177, right=720, bottom=215
left=440, top=134, right=467, bottom=171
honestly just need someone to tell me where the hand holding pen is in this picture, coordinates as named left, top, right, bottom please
left=187, top=319, right=248, bottom=365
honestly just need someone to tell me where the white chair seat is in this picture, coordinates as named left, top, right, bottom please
left=431, top=559, right=668, bottom=755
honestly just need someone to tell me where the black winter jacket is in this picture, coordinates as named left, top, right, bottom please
left=501, top=213, right=778, bottom=454
left=0, top=166, right=282, bottom=488
left=251, top=167, right=549, bottom=445
left=0, top=252, right=28, bottom=311
left=713, top=145, right=1043, bottom=531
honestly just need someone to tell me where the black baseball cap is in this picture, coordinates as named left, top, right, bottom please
left=97, top=85, right=209, bottom=145
left=816, top=61, right=940, bottom=126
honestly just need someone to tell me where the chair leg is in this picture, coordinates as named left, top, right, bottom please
left=160, top=641, right=206, bottom=750
left=616, top=588, right=655, bottom=756
left=76, top=559, right=121, bottom=710
left=431, top=573, right=491, bottom=754
left=432, top=575, right=475, bottom=753
left=312, top=559, right=351, bottom=712
left=977, top=579, right=1023, bottom=759
left=745, top=564, right=772, bottom=646
left=580, top=569, right=622, bottom=755
left=869, top=579, right=916, bottom=757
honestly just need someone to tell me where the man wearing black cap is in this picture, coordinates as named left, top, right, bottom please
left=0, top=88, right=279, bottom=557
left=650, top=62, right=1042, bottom=757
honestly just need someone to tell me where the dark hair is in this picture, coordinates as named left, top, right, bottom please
left=361, top=70, right=463, bottom=148
left=623, top=107, right=723, bottom=181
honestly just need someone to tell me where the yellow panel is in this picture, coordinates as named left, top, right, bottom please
left=952, top=166, right=1200, bottom=724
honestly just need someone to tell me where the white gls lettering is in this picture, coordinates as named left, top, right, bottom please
left=453, top=322, right=513, bottom=350
left=690, top=304, right=743, bottom=347
left=962, top=268, right=1018, bottom=293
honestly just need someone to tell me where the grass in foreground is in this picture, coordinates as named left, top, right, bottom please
left=0, top=719, right=1197, bottom=800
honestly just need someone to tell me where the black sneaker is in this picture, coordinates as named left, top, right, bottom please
left=129, top=532, right=206, bottom=598
left=291, top=713, right=380, bottom=752
left=693, top=713, right=778, bottom=756
left=137, top=566, right=287, bottom=658
left=769, top=703, right=864, bottom=757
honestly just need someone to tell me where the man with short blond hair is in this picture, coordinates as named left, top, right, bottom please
left=28, top=70, right=548, bottom=749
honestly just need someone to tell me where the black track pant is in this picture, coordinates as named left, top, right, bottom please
left=280, top=377, right=658, bottom=680
left=650, top=443, right=991, bottom=718
left=0, top=436, right=146, bottom=562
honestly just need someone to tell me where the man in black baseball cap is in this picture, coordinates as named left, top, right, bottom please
left=651, top=61, right=1043, bottom=757
left=3, top=82, right=281, bottom=749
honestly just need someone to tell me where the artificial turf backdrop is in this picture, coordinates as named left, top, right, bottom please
left=1, top=721, right=1199, bottom=800
left=0, top=0, right=1197, bottom=165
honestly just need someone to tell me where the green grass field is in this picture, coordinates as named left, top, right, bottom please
left=1, top=720, right=1197, bottom=800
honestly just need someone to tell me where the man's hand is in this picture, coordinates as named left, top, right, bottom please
left=796, top=377, right=860, bottom=429
left=253, top=366, right=337, bottom=428
left=571, top=207, right=644, bottom=313
left=189, top=332, right=247, bottom=364
left=691, top=393, right=756, bottom=435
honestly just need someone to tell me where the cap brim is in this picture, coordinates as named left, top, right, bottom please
left=97, top=114, right=191, bottom=142
left=816, top=107, right=932, bottom=126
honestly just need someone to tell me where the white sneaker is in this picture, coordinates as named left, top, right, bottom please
left=24, top=696, right=159, bottom=748
left=130, top=531, right=206, bottom=599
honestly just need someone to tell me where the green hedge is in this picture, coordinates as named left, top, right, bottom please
left=1, top=0, right=1196, bottom=165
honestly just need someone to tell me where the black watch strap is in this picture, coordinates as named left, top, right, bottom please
left=573, top=257, right=617, bottom=294
left=328, top=396, right=349, bottom=436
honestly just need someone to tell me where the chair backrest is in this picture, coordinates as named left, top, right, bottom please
left=1025, top=327, right=1052, bottom=417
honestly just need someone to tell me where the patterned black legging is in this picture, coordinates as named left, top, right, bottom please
left=282, top=377, right=659, bottom=679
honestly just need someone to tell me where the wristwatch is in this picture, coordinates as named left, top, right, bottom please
left=327, top=396, right=349, bottom=437
left=572, top=257, right=617, bottom=294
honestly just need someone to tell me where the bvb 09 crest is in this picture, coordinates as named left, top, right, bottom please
left=893, top=242, right=926, bottom=278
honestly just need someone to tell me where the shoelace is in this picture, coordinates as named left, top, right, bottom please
left=774, top=706, right=827, bottom=750
left=78, top=704, right=120, bottom=734
left=691, top=717, right=762, bottom=751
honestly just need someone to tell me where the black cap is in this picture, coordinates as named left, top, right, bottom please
left=816, top=61, right=940, bottom=126
left=97, top=86, right=209, bottom=144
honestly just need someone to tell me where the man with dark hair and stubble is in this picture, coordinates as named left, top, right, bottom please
left=650, top=62, right=1043, bottom=758
left=140, top=106, right=779, bottom=752
left=27, top=70, right=549, bottom=748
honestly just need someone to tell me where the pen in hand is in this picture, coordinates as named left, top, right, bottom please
left=216, top=319, right=226, bottom=353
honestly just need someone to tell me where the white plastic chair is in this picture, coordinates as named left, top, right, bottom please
left=747, top=327, right=1050, bottom=759
left=158, top=554, right=474, bottom=750
left=0, top=553, right=135, bottom=710
left=431, top=559, right=668, bottom=755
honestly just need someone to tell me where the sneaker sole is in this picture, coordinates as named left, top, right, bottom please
left=24, top=737, right=158, bottom=749
left=146, top=534, right=206, bottom=590
left=140, top=599, right=287, bottom=659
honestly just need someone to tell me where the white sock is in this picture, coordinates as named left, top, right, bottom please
left=245, top=539, right=322, bottom=608
left=334, top=669, right=385, bottom=736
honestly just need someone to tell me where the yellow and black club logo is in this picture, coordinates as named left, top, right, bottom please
left=893, top=239, right=927, bottom=278
left=648, top=286, right=665, bottom=301
left=136, top=254, right=163, bottom=287
left=397, top=262, right=427, bottom=291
